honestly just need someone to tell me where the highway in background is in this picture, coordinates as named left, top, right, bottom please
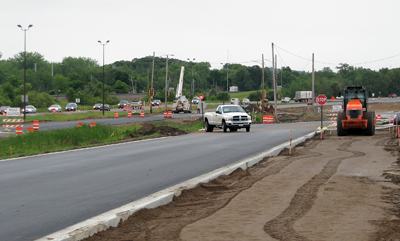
left=0, top=121, right=324, bottom=241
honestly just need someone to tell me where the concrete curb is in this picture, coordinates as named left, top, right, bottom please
left=37, top=131, right=317, bottom=241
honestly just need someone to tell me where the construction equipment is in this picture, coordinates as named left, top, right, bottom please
left=172, top=66, right=191, bottom=113
left=337, top=86, right=375, bottom=136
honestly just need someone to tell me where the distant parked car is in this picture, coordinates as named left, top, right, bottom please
left=93, top=103, right=102, bottom=110
left=192, top=97, right=200, bottom=104
left=242, top=98, right=250, bottom=105
left=281, top=97, right=291, bottom=103
left=48, top=104, right=62, bottom=113
left=131, top=101, right=142, bottom=109
left=118, top=100, right=129, bottom=109
left=0, top=106, right=10, bottom=115
left=389, top=93, right=397, bottom=98
left=307, top=100, right=312, bottom=105
left=99, top=104, right=110, bottom=111
left=152, top=99, right=161, bottom=106
left=230, top=98, right=239, bottom=104
left=336, top=96, right=344, bottom=100
left=65, top=103, right=78, bottom=112
left=22, top=105, right=36, bottom=114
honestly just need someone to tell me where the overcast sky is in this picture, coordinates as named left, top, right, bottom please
left=2, top=0, right=400, bottom=72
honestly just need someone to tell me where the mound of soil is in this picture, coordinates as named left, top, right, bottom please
left=138, top=123, right=187, bottom=136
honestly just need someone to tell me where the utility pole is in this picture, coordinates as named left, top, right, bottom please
left=165, top=55, right=170, bottom=111
left=150, top=51, right=155, bottom=113
left=312, top=53, right=315, bottom=113
left=274, top=55, right=277, bottom=118
left=261, top=54, right=265, bottom=102
left=272, top=43, right=277, bottom=119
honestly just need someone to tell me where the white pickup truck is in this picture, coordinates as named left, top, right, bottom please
left=203, top=105, right=252, bottom=132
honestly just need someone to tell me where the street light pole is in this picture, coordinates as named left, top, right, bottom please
left=187, top=58, right=195, bottom=96
left=165, top=54, right=174, bottom=111
left=17, top=24, right=32, bottom=121
left=98, top=40, right=110, bottom=116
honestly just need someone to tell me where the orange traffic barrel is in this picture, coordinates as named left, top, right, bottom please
left=128, top=111, right=132, bottom=118
left=77, top=121, right=83, bottom=128
left=377, top=114, right=381, bottom=121
left=263, top=115, right=268, bottom=124
left=27, top=126, right=34, bottom=132
left=114, top=112, right=119, bottom=118
left=140, top=111, right=144, bottom=118
left=15, top=126, right=23, bottom=135
left=265, top=115, right=274, bottom=124
left=164, top=111, right=167, bottom=118
left=33, top=120, right=39, bottom=131
left=90, top=122, right=96, bottom=128
left=168, top=111, right=172, bottom=118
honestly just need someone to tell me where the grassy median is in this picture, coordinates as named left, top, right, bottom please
left=0, top=121, right=203, bottom=160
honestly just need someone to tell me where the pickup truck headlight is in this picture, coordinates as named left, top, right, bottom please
left=225, top=117, right=232, bottom=121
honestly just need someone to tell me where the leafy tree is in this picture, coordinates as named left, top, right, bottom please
left=66, top=87, right=75, bottom=102
left=216, top=91, right=230, bottom=102
left=114, top=80, right=131, bottom=93
left=3, top=82, right=15, bottom=100
left=53, top=74, right=70, bottom=94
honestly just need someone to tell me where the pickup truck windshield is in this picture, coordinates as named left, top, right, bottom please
left=223, top=106, right=245, bottom=113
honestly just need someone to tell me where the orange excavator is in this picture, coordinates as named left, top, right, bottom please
left=337, top=86, right=375, bottom=136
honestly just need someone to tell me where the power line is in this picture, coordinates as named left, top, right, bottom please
left=352, top=53, right=400, bottom=65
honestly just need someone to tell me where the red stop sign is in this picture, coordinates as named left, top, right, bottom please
left=316, top=94, right=327, bottom=105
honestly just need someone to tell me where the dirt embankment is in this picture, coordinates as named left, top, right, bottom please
left=86, top=133, right=400, bottom=240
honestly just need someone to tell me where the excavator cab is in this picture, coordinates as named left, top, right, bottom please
left=337, top=86, right=375, bottom=136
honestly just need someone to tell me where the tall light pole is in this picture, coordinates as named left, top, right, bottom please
left=221, top=62, right=229, bottom=92
left=17, top=24, right=32, bottom=121
left=187, top=58, right=195, bottom=96
left=98, top=40, right=110, bottom=116
left=165, top=54, right=174, bottom=111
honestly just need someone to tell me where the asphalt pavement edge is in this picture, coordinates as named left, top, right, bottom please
left=36, top=131, right=317, bottom=241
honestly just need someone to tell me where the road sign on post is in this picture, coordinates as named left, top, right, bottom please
left=316, top=94, right=327, bottom=105
left=316, top=94, right=327, bottom=138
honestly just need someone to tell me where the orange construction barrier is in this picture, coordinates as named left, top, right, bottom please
left=77, top=121, right=83, bottom=128
left=15, top=126, right=23, bottom=135
left=90, top=122, right=96, bottom=128
left=264, top=115, right=274, bottom=124
left=377, top=114, right=381, bottom=121
left=164, top=111, right=167, bottom=118
left=33, top=120, right=39, bottom=131
left=140, top=111, right=144, bottom=118
left=128, top=111, right=132, bottom=118
left=114, top=112, right=119, bottom=118
left=27, top=126, right=34, bottom=132
left=168, top=111, right=172, bottom=118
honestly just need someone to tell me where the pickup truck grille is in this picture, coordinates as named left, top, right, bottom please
left=233, top=115, right=249, bottom=121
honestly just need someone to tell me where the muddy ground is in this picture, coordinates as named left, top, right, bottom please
left=85, top=102, right=400, bottom=241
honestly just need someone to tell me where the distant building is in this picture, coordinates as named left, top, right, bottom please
left=229, top=86, right=238, bottom=92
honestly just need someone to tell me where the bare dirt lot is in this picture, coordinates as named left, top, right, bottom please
left=85, top=102, right=400, bottom=241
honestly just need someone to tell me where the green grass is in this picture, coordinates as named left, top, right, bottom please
left=229, top=91, right=255, bottom=100
left=0, top=120, right=203, bottom=159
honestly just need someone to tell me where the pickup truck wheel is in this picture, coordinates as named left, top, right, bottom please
left=246, top=127, right=250, bottom=132
left=205, top=120, right=214, bottom=132
left=222, top=121, right=228, bottom=132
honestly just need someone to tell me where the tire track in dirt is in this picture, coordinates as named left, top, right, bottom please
left=264, top=139, right=365, bottom=241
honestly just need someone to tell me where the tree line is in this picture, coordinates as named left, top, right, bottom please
left=1, top=51, right=399, bottom=108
